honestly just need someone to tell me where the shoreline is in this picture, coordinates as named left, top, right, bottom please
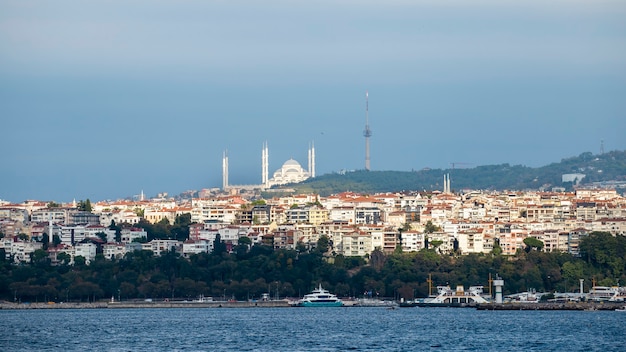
left=476, top=302, right=624, bottom=311
left=2, top=300, right=624, bottom=310
left=0, top=300, right=292, bottom=309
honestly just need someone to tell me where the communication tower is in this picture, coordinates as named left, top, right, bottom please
left=363, top=91, right=372, bottom=171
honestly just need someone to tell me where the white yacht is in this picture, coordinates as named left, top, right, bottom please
left=298, top=284, right=343, bottom=307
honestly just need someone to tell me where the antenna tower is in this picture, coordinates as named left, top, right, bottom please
left=600, top=140, right=605, bottom=155
left=363, top=91, right=372, bottom=171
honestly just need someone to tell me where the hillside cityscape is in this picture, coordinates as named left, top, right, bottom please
left=1, top=150, right=625, bottom=303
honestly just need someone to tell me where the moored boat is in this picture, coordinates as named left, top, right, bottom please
left=298, top=284, right=343, bottom=307
left=417, top=285, right=489, bottom=307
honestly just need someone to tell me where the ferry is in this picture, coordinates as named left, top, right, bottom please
left=587, top=286, right=626, bottom=302
left=297, top=284, right=343, bottom=307
left=417, top=285, right=489, bottom=307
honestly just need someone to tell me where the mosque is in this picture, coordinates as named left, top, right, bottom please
left=222, top=142, right=315, bottom=191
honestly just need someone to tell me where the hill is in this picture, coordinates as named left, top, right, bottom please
left=275, top=150, right=626, bottom=196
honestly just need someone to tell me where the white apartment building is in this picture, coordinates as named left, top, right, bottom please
left=0, top=239, right=43, bottom=263
left=59, top=225, right=87, bottom=245
left=182, top=240, right=212, bottom=257
left=142, top=239, right=181, bottom=257
left=456, top=230, right=487, bottom=254
left=120, top=228, right=148, bottom=244
left=401, top=231, right=425, bottom=252
left=339, top=231, right=372, bottom=257
left=74, top=243, right=97, bottom=264
left=329, top=207, right=355, bottom=224
left=31, top=209, right=68, bottom=224
left=103, top=243, right=126, bottom=260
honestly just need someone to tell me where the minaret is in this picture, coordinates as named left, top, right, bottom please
left=311, top=141, right=315, bottom=178
left=262, top=142, right=266, bottom=186
left=222, top=150, right=229, bottom=190
left=261, top=142, right=269, bottom=188
left=308, top=142, right=316, bottom=178
left=48, top=212, right=54, bottom=245
left=363, top=91, right=372, bottom=171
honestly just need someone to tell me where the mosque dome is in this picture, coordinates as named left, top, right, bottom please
left=269, top=158, right=310, bottom=186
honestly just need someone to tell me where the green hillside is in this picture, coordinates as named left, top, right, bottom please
left=276, top=150, right=626, bottom=196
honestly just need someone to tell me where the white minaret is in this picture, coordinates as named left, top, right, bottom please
left=222, top=150, right=229, bottom=190
left=262, top=142, right=267, bottom=186
left=308, top=141, right=316, bottom=178
left=443, top=174, right=451, bottom=193
left=48, top=212, right=54, bottom=244
left=261, top=142, right=269, bottom=187
left=311, top=141, right=315, bottom=178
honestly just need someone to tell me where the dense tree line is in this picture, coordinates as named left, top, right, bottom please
left=0, top=232, right=624, bottom=303
left=287, top=150, right=626, bottom=195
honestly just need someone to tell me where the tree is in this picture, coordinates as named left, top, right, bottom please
left=40, top=233, right=50, bottom=250
left=31, top=249, right=50, bottom=267
left=56, top=252, right=71, bottom=266
left=424, top=221, right=440, bottom=234
left=96, top=232, right=108, bottom=243
left=171, top=214, right=191, bottom=242
left=109, top=220, right=122, bottom=243
left=74, top=256, right=87, bottom=266
left=213, top=234, right=227, bottom=256
left=77, top=199, right=92, bottom=212
left=316, top=235, right=330, bottom=254
left=523, top=237, right=544, bottom=252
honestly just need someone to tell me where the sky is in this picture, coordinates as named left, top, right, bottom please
left=1, top=0, right=625, bottom=203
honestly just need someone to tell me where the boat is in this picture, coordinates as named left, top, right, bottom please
left=587, top=286, right=626, bottom=302
left=417, top=285, right=489, bottom=307
left=355, top=298, right=397, bottom=307
left=615, top=306, right=626, bottom=312
left=297, top=284, right=343, bottom=307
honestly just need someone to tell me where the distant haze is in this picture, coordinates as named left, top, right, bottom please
left=1, top=0, right=625, bottom=202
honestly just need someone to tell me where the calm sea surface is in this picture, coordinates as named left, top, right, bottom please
left=1, top=307, right=624, bottom=351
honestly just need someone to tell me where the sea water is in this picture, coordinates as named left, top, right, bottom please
left=1, top=307, right=624, bottom=351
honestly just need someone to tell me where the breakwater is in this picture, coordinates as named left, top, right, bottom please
left=476, top=302, right=624, bottom=311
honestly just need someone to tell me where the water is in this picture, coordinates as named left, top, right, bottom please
left=1, top=307, right=624, bottom=351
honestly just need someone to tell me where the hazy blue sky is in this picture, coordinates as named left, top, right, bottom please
left=1, top=0, right=625, bottom=202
